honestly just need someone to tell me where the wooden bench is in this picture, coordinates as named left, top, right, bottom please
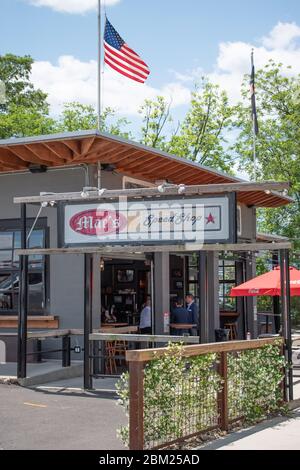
left=0, top=315, right=59, bottom=329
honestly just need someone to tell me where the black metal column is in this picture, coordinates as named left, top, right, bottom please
left=84, top=253, right=93, bottom=390
left=199, top=251, right=207, bottom=343
left=280, top=249, right=293, bottom=401
left=284, top=249, right=293, bottom=401
left=17, top=203, right=28, bottom=379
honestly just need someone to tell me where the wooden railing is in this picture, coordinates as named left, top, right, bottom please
left=125, top=337, right=285, bottom=450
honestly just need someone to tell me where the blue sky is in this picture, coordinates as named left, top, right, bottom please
left=1, top=0, right=300, bottom=129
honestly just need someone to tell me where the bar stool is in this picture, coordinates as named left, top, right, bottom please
left=105, top=341, right=117, bottom=375
left=224, top=322, right=238, bottom=341
left=114, top=340, right=127, bottom=366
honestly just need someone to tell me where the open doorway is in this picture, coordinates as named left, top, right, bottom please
left=100, top=258, right=151, bottom=327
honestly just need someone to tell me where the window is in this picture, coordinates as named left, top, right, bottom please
left=187, top=253, right=199, bottom=301
left=0, top=219, right=48, bottom=315
left=219, top=258, right=236, bottom=312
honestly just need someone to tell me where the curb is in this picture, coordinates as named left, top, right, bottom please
left=0, top=376, right=18, bottom=385
left=18, top=364, right=83, bottom=387
left=288, top=399, right=300, bottom=411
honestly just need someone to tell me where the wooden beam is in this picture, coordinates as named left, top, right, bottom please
left=25, top=144, right=65, bottom=165
left=111, top=151, right=149, bottom=168
left=80, top=137, right=96, bottom=156
left=43, top=141, right=74, bottom=161
left=62, top=139, right=81, bottom=156
left=89, top=333, right=199, bottom=343
left=152, top=166, right=199, bottom=182
left=71, top=141, right=117, bottom=162
left=6, top=145, right=54, bottom=166
left=92, top=147, right=139, bottom=163
left=186, top=173, right=228, bottom=185
left=127, top=157, right=174, bottom=174
left=125, top=337, right=284, bottom=362
left=0, top=148, right=28, bottom=169
left=13, top=181, right=292, bottom=204
left=15, top=241, right=292, bottom=256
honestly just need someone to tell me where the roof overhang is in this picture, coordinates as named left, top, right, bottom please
left=0, top=130, right=293, bottom=208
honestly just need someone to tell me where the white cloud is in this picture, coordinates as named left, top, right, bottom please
left=27, top=0, right=121, bottom=14
left=31, top=55, right=191, bottom=116
left=31, top=21, right=300, bottom=120
left=262, top=22, right=300, bottom=49
left=173, top=22, right=300, bottom=105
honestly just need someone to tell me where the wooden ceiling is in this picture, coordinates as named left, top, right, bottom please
left=0, top=130, right=292, bottom=208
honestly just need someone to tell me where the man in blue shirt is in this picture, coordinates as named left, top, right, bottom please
left=171, top=298, right=191, bottom=336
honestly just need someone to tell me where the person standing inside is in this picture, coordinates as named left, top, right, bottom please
left=171, top=298, right=191, bottom=336
left=185, top=293, right=199, bottom=335
left=139, top=298, right=152, bottom=334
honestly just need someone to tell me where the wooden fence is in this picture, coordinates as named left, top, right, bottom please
left=125, top=337, right=285, bottom=450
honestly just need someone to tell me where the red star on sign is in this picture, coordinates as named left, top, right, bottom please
left=205, top=212, right=215, bottom=224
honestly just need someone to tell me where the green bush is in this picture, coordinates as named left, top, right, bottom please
left=116, top=341, right=286, bottom=448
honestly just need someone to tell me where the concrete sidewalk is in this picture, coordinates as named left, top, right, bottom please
left=199, top=408, right=300, bottom=450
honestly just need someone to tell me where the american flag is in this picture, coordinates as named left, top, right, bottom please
left=250, top=52, right=259, bottom=135
left=104, top=17, right=150, bottom=84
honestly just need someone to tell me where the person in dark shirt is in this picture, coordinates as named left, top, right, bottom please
left=185, top=293, right=199, bottom=336
left=171, top=298, right=191, bottom=336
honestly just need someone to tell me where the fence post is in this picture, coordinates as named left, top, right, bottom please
left=62, top=335, right=71, bottom=368
left=280, top=341, right=287, bottom=403
left=218, top=351, right=229, bottom=431
left=129, top=361, right=145, bottom=450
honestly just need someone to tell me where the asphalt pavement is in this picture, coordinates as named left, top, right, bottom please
left=0, top=384, right=126, bottom=450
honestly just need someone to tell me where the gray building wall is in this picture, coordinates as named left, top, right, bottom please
left=0, top=166, right=123, bottom=339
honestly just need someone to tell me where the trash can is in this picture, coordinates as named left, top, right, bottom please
left=215, top=328, right=230, bottom=342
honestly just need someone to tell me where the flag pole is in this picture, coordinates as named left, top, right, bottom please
left=97, top=0, right=102, bottom=131
left=251, top=49, right=257, bottom=181
left=97, top=0, right=102, bottom=190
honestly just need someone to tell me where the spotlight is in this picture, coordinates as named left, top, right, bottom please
left=178, top=184, right=186, bottom=195
left=101, top=164, right=116, bottom=172
left=98, top=188, right=106, bottom=196
left=41, top=202, right=48, bottom=208
left=282, top=189, right=288, bottom=196
left=100, top=258, right=105, bottom=272
left=265, top=190, right=271, bottom=195
left=49, top=201, right=56, bottom=207
left=81, top=190, right=89, bottom=199
left=29, top=164, right=47, bottom=174
left=157, top=184, right=166, bottom=193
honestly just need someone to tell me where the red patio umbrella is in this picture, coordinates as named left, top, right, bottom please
left=230, top=266, right=300, bottom=297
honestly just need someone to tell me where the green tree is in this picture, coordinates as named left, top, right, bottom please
left=0, top=54, right=54, bottom=138
left=138, top=96, right=172, bottom=148
left=138, top=80, right=235, bottom=173
left=234, top=61, right=300, bottom=248
left=168, top=80, right=234, bottom=172
left=56, top=102, right=131, bottom=139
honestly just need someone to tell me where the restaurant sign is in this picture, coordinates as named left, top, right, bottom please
left=58, top=194, right=236, bottom=247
